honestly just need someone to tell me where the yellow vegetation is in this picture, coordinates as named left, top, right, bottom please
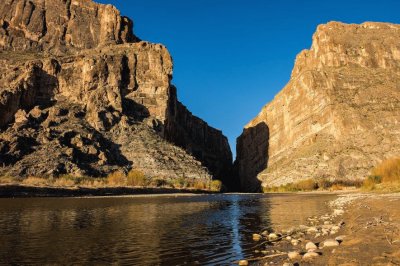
left=126, top=169, right=147, bottom=187
left=209, top=180, right=223, bottom=191
left=363, top=158, right=400, bottom=191
left=106, top=171, right=126, bottom=186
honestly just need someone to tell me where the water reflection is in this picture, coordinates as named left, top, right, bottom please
left=0, top=194, right=335, bottom=265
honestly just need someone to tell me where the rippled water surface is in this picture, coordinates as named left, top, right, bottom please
left=0, top=193, right=336, bottom=265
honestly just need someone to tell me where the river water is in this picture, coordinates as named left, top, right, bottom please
left=0, top=193, right=336, bottom=265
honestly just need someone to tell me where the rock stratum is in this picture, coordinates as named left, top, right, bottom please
left=236, top=21, right=400, bottom=192
left=0, top=0, right=232, bottom=186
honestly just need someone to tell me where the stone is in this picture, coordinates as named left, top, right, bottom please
left=291, top=239, right=300, bottom=246
left=268, top=233, right=279, bottom=241
left=305, top=241, right=318, bottom=251
left=238, top=260, right=249, bottom=266
left=235, top=21, right=400, bottom=191
left=252, top=234, right=262, bottom=241
left=322, top=239, right=340, bottom=248
left=288, top=251, right=301, bottom=260
left=0, top=0, right=233, bottom=187
left=302, top=252, right=320, bottom=260
left=283, top=263, right=294, bottom=266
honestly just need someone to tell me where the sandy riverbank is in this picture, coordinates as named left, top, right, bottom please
left=237, top=192, right=400, bottom=265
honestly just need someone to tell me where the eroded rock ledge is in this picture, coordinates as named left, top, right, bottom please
left=0, top=0, right=232, bottom=187
left=236, top=21, right=400, bottom=191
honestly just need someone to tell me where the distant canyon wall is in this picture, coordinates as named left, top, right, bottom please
left=236, top=22, right=400, bottom=191
left=0, top=0, right=233, bottom=186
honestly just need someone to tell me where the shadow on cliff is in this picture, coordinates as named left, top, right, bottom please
left=123, top=98, right=150, bottom=122
left=235, top=122, right=269, bottom=192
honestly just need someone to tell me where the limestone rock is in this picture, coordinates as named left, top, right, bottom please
left=0, top=0, right=232, bottom=187
left=236, top=21, right=400, bottom=191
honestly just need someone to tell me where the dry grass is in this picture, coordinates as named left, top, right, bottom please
left=0, top=171, right=218, bottom=192
left=363, top=158, right=400, bottom=191
left=263, top=178, right=362, bottom=193
left=126, top=169, right=147, bottom=187
left=107, top=171, right=126, bottom=186
left=22, top=176, right=50, bottom=186
left=0, top=176, right=15, bottom=184
left=209, top=180, right=223, bottom=192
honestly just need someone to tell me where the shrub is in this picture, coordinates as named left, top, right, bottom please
left=193, top=180, right=208, bottom=190
left=107, top=171, right=126, bottom=186
left=149, top=178, right=168, bottom=187
left=362, top=175, right=382, bottom=190
left=209, top=180, right=222, bottom=191
left=126, top=169, right=147, bottom=187
left=371, top=158, right=400, bottom=183
left=294, top=179, right=318, bottom=191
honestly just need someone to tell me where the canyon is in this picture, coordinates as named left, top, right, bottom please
left=236, top=21, right=400, bottom=192
left=0, top=0, right=232, bottom=187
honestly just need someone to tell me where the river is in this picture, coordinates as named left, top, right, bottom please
left=0, top=193, right=336, bottom=265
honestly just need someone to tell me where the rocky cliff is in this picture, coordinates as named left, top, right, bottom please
left=236, top=22, right=400, bottom=191
left=0, top=0, right=232, bottom=185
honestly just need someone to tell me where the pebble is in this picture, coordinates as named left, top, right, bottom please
left=261, top=230, right=269, bottom=236
left=238, top=260, right=249, bottom=266
left=335, top=235, right=346, bottom=242
left=283, top=263, right=294, bottom=266
left=331, top=225, right=340, bottom=231
left=288, top=251, right=301, bottom=260
left=306, top=241, right=318, bottom=250
left=307, top=227, right=318, bottom=234
left=322, top=239, right=340, bottom=248
left=333, top=209, right=345, bottom=216
left=291, top=239, right=300, bottom=246
left=286, top=236, right=292, bottom=241
left=252, top=233, right=262, bottom=241
left=315, top=233, right=321, bottom=238
left=324, top=221, right=331, bottom=225
left=303, top=251, right=320, bottom=260
left=268, top=233, right=279, bottom=241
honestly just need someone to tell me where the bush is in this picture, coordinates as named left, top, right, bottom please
left=193, top=180, right=208, bottom=190
left=126, top=169, right=147, bottom=187
left=362, top=175, right=381, bottom=190
left=295, top=179, right=318, bottom=191
left=107, top=171, right=126, bottom=186
left=371, top=158, right=400, bottom=183
left=209, top=180, right=222, bottom=191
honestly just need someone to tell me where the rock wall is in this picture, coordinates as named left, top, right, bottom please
left=0, top=0, right=137, bottom=54
left=236, top=22, right=400, bottom=191
left=0, top=0, right=232, bottom=185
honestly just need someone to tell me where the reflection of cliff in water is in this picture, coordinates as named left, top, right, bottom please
left=0, top=194, right=335, bottom=265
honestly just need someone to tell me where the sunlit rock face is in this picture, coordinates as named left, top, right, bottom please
left=236, top=21, right=400, bottom=191
left=0, top=0, right=232, bottom=186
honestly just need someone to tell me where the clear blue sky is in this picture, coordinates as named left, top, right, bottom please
left=97, top=0, right=400, bottom=158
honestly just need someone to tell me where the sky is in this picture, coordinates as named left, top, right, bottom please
left=97, top=0, right=400, bottom=158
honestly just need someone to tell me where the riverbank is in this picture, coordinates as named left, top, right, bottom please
left=237, top=192, right=400, bottom=265
left=0, top=184, right=217, bottom=198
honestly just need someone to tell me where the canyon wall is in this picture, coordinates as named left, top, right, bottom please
left=236, top=22, right=400, bottom=191
left=0, top=0, right=232, bottom=185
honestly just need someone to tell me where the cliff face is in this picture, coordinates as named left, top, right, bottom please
left=0, top=0, right=232, bottom=185
left=236, top=22, right=400, bottom=191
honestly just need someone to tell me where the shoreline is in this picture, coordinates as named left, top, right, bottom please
left=238, top=192, right=400, bottom=265
left=0, top=184, right=219, bottom=198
